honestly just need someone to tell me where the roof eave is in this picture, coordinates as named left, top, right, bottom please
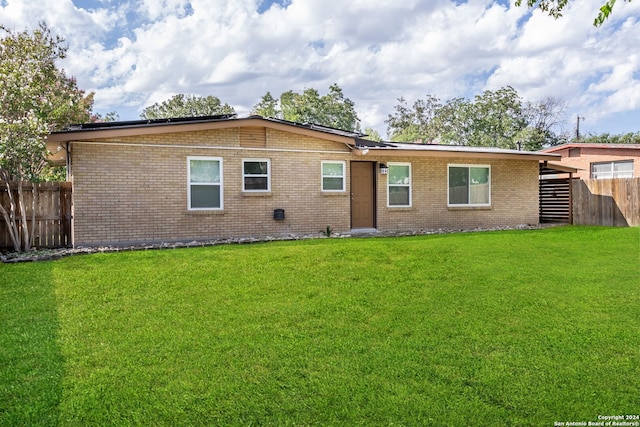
left=540, top=161, right=580, bottom=174
left=47, top=117, right=356, bottom=145
left=542, top=143, right=640, bottom=152
left=360, top=147, right=560, bottom=161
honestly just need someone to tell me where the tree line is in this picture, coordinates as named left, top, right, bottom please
left=146, top=86, right=563, bottom=150
left=142, top=85, right=640, bottom=151
left=141, top=84, right=360, bottom=134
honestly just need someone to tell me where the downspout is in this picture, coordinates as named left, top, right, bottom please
left=64, top=141, right=73, bottom=248
left=65, top=142, right=71, bottom=181
left=351, top=140, right=370, bottom=156
left=345, top=136, right=375, bottom=156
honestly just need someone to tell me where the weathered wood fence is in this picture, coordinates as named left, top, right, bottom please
left=572, top=178, right=639, bottom=227
left=0, top=181, right=72, bottom=249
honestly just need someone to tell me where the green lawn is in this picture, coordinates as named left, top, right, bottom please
left=1, top=226, right=639, bottom=426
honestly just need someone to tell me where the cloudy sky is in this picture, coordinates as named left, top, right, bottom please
left=1, top=0, right=639, bottom=138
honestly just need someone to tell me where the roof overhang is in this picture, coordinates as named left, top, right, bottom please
left=47, top=115, right=562, bottom=163
left=47, top=116, right=357, bottom=145
left=352, top=142, right=560, bottom=161
left=539, top=161, right=580, bottom=175
left=542, top=143, right=640, bottom=153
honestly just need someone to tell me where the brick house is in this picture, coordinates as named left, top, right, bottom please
left=47, top=115, right=559, bottom=247
left=541, top=143, right=640, bottom=180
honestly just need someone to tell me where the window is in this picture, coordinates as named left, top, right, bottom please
left=188, top=157, right=222, bottom=210
left=322, top=161, right=346, bottom=191
left=591, top=160, right=633, bottom=179
left=387, top=163, right=411, bottom=207
left=243, top=159, right=270, bottom=192
left=448, top=165, right=491, bottom=206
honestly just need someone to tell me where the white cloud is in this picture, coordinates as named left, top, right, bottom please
left=1, top=0, right=639, bottom=134
left=138, top=0, right=194, bottom=21
left=0, top=0, right=119, bottom=47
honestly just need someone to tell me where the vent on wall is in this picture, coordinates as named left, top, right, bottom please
left=240, top=127, right=266, bottom=148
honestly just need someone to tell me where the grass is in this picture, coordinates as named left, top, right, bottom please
left=1, top=226, right=639, bottom=426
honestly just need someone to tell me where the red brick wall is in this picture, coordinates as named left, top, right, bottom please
left=549, top=146, right=640, bottom=179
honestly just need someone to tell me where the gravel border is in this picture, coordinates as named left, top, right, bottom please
left=1, top=224, right=546, bottom=263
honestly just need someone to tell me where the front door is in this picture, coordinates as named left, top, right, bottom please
left=351, top=161, right=375, bottom=228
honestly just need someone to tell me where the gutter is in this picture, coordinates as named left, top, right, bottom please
left=351, top=146, right=561, bottom=161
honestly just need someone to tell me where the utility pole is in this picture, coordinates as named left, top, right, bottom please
left=576, top=116, right=585, bottom=141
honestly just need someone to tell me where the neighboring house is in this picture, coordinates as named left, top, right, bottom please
left=541, top=143, right=640, bottom=180
left=47, top=115, right=559, bottom=247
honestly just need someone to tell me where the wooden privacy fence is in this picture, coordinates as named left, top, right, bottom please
left=0, top=181, right=72, bottom=249
left=573, top=178, right=639, bottom=227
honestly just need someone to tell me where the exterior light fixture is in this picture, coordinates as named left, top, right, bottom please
left=380, top=164, right=389, bottom=175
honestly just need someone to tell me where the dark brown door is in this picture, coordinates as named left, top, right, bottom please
left=351, top=162, right=375, bottom=228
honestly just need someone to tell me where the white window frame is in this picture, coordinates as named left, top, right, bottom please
left=242, top=158, right=271, bottom=192
left=447, top=164, right=491, bottom=207
left=387, top=162, right=412, bottom=207
left=590, top=160, right=634, bottom=179
left=187, top=156, right=223, bottom=211
left=321, top=161, right=346, bottom=192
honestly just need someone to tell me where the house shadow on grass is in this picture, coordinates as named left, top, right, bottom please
left=0, top=261, right=64, bottom=426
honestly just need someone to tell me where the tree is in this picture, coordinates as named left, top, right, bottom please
left=466, top=86, right=528, bottom=149
left=362, top=127, right=383, bottom=142
left=514, top=0, right=632, bottom=26
left=140, top=94, right=236, bottom=120
left=319, top=84, right=360, bottom=131
left=390, top=87, right=528, bottom=148
left=251, top=91, right=280, bottom=118
left=435, top=86, right=566, bottom=151
left=520, top=97, right=567, bottom=148
left=251, top=84, right=360, bottom=132
left=386, top=87, right=566, bottom=150
left=0, top=23, right=94, bottom=252
left=432, top=97, right=476, bottom=146
left=279, top=88, right=318, bottom=124
left=581, top=132, right=640, bottom=144
left=92, top=110, right=120, bottom=123
left=385, top=95, right=442, bottom=142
